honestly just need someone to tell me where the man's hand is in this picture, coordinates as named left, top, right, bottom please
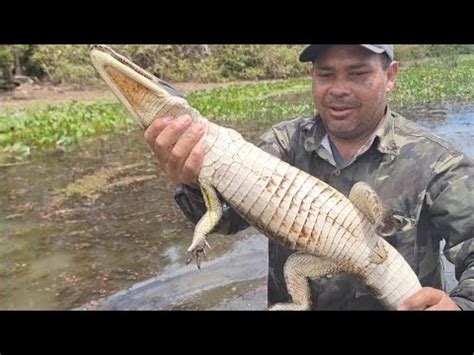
left=398, top=287, right=461, bottom=310
left=144, top=114, right=206, bottom=188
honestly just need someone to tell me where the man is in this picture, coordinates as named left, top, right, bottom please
left=144, top=45, right=474, bottom=310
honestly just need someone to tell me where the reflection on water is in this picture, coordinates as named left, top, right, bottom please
left=398, top=102, right=474, bottom=157
left=1, top=102, right=473, bottom=309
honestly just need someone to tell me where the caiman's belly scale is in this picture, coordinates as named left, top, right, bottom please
left=90, top=45, right=422, bottom=310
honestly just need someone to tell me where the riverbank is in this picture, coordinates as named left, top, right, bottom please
left=1, top=55, right=473, bottom=164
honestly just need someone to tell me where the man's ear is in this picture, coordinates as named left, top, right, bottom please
left=386, top=61, right=399, bottom=93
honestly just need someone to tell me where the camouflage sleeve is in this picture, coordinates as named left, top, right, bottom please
left=174, top=119, right=297, bottom=235
left=427, top=151, right=474, bottom=310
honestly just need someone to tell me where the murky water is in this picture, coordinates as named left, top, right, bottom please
left=400, top=102, right=474, bottom=157
left=1, top=102, right=473, bottom=309
left=0, top=117, right=278, bottom=310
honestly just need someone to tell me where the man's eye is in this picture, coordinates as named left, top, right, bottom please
left=316, top=73, right=331, bottom=78
left=350, top=72, right=368, bottom=77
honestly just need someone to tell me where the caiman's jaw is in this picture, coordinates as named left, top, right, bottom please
left=89, top=45, right=185, bottom=129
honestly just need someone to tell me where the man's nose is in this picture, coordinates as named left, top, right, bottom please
left=328, top=79, right=351, bottom=97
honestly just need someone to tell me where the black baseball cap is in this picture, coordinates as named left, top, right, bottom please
left=299, top=45, right=394, bottom=63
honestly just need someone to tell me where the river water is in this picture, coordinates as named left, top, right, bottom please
left=1, top=102, right=473, bottom=310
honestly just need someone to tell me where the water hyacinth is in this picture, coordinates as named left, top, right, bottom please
left=1, top=56, right=473, bottom=161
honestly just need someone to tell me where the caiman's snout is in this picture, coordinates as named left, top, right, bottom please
left=90, top=44, right=191, bottom=129
left=89, top=44, right=112, bottom=54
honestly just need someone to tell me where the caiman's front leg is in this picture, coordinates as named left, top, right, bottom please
left=186, top=181, right=223, bottom=269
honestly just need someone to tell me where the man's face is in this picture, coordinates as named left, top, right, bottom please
left=310, top=45, right=398, bottom=141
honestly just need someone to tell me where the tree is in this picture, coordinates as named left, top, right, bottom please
left=0, top=45, right=36, bottom=88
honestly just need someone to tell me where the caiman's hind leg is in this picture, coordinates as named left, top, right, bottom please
left=186, top=182, right=223, bottom=269
left=269, top=253, right=341, bottom=311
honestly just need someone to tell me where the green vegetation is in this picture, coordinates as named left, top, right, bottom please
left=1, top=53, right=473, bottom=162
left=0, top=45, right=309, bottom=87
left=391, top=57, right=474, bottom=106
left=188, top=78, right=313, bottom=121
left=1, top=45, right=473, bottom=87
left=0, top=102, right=132, bottom=160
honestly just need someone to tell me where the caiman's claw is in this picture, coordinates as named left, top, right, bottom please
left=186, top=249, right=205, bottom=269
left=186, top=240, right=211, bottom=270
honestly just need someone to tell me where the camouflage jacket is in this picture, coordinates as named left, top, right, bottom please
left=175, top=107, right=474, bottom=310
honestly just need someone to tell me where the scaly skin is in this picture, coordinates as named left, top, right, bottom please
left=90, top=45, right=422, bottom=310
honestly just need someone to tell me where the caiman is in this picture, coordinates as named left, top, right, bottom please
left=89, top=45, right=422, bottom=310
